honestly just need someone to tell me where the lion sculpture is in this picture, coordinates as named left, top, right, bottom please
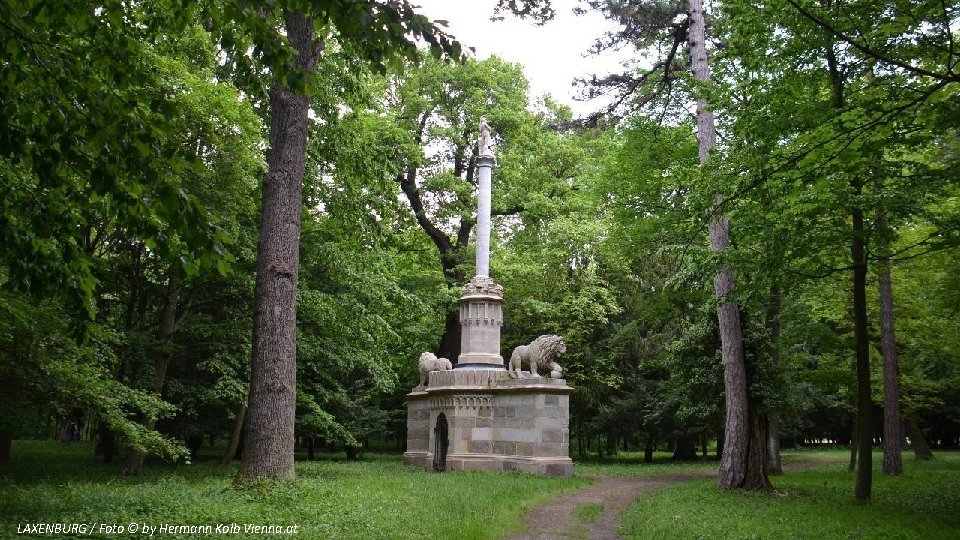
left=508, top=335, right=566, bottom=379
left=418, top=352, right=453, bottom=387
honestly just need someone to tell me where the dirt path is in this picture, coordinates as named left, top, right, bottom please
left=502, top=460, right=838, bottom=540
left=502, top=470, right=711, bottom=540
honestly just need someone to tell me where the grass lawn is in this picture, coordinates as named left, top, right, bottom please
left=620, top=449, right=960, bottom=539
left=4, top=443, right=958, bottom=539
left=0, top=441, right=589, bottom=539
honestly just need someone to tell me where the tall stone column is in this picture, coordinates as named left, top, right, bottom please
left=457, top=118, right=505, bottom=370
left=476, top=152, right=493, bottom=279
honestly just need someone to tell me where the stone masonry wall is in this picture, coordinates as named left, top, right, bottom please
left=404, top=372, right=573, bottom=476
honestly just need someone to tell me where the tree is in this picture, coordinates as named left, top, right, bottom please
left=243, top=8, right=321, bottom=483
left=529, top=0, right=772, bottom=489
left=594, top=119, right=723, bottom=461
left=687, top=0, right=762, bottom=490
left=228, top=1, right=462, bottom=481
left=0, top=1, right=263, bottom=466
left=0, top=292, right=184, bottom=463
left=714, top=0, right=960, bottom=500
left=876, top=211, right=903, bottom=475
left=784, top=0, right=960, bottom=85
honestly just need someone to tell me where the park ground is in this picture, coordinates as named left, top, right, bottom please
left=2, top=442, right=959, bottom=539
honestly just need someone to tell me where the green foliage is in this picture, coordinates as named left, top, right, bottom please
left=3, top=0, right=960, bottom=485
left=0, top=293, right=186, bottom=459
left=0, top=1, right=239, bottom=318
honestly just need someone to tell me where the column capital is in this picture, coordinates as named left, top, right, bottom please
left=477, top=154, right=496, bottom=166
left=460, top=277, right=504, bottom=301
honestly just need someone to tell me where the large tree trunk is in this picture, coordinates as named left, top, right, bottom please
left=220, top=394, right=247, bottom=465
left=743, top=413, right=773, bottom=491
left=876, top=212, right=903, bottom=476
left=243, top=11, right=321, bottom=482
left=851, top=202, right=873, bottom=501
left=688, top=0, right=758, bottom=490
left=123, top=268, right=181, bottom=475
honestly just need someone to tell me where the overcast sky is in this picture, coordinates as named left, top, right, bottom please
left=412, top=0, right=631, bottom=117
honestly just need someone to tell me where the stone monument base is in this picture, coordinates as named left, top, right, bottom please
left=404, top=369, right=573, bottom=477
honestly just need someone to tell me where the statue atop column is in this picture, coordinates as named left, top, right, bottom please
left=478, top=116, right=494, bottom=158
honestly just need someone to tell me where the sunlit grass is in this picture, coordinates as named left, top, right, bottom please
left=4, top=443, right=956, bottom=540
left=1, top=441, right=588, bottom=540
left=620, top=450, right=960, bottom=539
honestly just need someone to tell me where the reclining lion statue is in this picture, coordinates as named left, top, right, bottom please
left=508, top=335, right=565, bottom=379
left=418, top=352, right=453, bottom=387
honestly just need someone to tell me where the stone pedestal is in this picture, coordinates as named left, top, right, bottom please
left=457, top=278, right=505, bottom=369
left=404, top=370, right=574, bottom=477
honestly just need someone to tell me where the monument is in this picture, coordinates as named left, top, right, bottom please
left=404, top=118, right=574, bottom=477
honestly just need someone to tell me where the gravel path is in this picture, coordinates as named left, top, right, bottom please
left=502, top=460, right=837, bottom=540
left=501, top=470, right=711, bottom=540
